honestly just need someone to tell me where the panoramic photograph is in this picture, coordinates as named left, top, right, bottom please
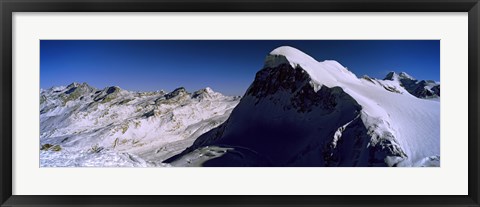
left=40, top=40, right=440, bottom=167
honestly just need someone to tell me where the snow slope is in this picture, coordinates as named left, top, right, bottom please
left=40, top=83, right=240, bottom=167
left=166, top=46, right=439, bottom=167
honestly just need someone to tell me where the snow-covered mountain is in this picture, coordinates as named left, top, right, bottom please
left=382, top=71, right=440, bottom=99
left=165, top=46, right=440, bottom=167
left=40, top=83, right=240, bottom=167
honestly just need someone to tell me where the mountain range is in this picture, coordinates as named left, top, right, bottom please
left=40, top=46, right=440, bottom=167
left=40, top=83, right=240, bottom=166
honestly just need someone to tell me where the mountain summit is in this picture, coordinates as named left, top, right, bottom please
left=384, top=71, right=415, bottom=81
left=165, top=46, right=440, bottom=167
left=383, top=71, right=440, bottom=98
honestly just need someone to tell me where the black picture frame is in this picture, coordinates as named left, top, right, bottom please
left=1, top=0, right=479, bottom=206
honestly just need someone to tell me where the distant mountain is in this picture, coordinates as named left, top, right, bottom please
left=165, top=46, right=440, bottom=167
left=40, top=83, right=240, bottom=167
left=382, top=71, right=440, bottom=98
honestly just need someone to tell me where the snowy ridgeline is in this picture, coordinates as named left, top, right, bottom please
left=164, top=46, right=440, bottom=167
left=41, top=46, right=440, bottom=167
left=40, top=84, right=240, bottom=167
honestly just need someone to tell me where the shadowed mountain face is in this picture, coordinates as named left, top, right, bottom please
left=165, top=62, right=407, bottom=167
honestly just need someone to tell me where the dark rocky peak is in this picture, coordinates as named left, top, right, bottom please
left=106, top=86, right=120, bottom=94
left=247, top=63, right=311, bottom=99
left=165, top=87, right=189, bottom=99
left=60, top=82, right=96, bottom=104
left=263, top=53, right=291, bottom=69
left=431, top=85, right=440, bottom=96
left=194, top=87, right=213, bottom=94
left=383, top=71, right=398, bottom=81
left=192, top=87, right=216, bottom=99
left=93, top=86, right=121, bottom=103
left=384, top=71, right=416, bottom=81
left=66, top=82, right=93, bottom=89
left=66, top=82, right=80, bottom=89
left=382, top=71, right=440, bottom=98
left=398, top=72, right=416, bottom=80
left=245, top=61, right=349, bottom=113
left=64, top=82, right=95, bottom=95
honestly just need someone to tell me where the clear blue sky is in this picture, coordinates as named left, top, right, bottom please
left=41, top=40, right=439, bottom=96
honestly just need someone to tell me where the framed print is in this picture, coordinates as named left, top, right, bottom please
left=1, top=0, right=479, bottom=206
left=36, top=40, right=441, bottom=168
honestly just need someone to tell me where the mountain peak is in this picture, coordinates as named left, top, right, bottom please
left=166, top=47, right=439, bottom=167
left=267, top=46, right=319, bottom=68
left=105, top=86, right=121, bottom=94
left=63, top=82, right=95, bottom=96
left=384, top=71, right=416, bottom=81
left=192, top=87, right=221, bottom=99
left=204, top=87, right=214, bottom=93
left=172, top=87, right=187, bottom=93
left=265, top=46, right=358, bottom=91
left=68, top=82, right=91, bottom=87
left=399, top=72, right=415, bottom=80
left=384, top=71, right=398, bottom=81
left=165, top=87, right=189, bottom=99
left=270, top=46, right=313, bottom=58
left=193, top=87, right=214, bottom=94
left=67, top=82, right=80, bottom=88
